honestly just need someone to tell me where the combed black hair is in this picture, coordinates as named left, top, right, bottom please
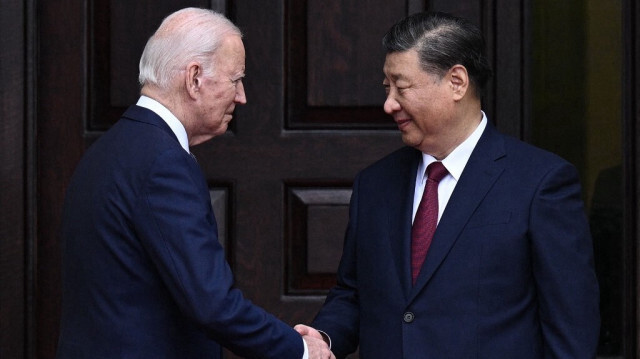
left=382, top=12, right=492, bottom=97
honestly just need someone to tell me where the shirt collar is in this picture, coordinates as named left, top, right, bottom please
left=136, top=96, right=190, bottom=153
left=418, top=111, right=488, bottom=182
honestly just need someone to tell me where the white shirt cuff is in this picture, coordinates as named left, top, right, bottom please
left=302, top=337, right=309, bottom=359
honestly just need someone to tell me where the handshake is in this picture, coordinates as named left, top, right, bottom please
left=294, top=324, right=336, bottom=359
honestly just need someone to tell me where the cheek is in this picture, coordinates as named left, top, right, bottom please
left=410, top=104, right=447, bottom=131
left=214, top=88, right=237, bottom=106
left=206, top=93, right=227, bottom=111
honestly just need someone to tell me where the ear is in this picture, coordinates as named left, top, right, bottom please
left=449, top=64, right=469, bottom=101
left=185, top=61, right=203, bottom=100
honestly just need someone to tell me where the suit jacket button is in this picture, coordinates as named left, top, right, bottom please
left=403, top=312, right=415, bottom=323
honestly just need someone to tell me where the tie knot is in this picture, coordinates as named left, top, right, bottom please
left=427, top=161, right=448, bottom=182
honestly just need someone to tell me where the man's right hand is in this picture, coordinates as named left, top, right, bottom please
left=303, top=335, right=335, bottom=359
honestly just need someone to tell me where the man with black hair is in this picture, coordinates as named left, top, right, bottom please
left=296, top=12, right=599, bottom=358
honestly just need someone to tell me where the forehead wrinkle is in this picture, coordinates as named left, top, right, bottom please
left=384, top=50, right=417, bottom=79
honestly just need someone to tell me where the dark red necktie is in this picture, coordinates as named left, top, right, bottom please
left=411, top=161, right=448, bottom=285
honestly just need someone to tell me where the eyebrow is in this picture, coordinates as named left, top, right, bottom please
left=383, top=67, right=405, bottom=78
left=383, top=73, right=408, bottom=83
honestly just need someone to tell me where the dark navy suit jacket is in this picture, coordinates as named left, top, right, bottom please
left=57, top=105, right=303, bottom=358
left=312, top=123, right=600, bottom=358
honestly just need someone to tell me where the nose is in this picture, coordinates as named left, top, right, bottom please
left=235, top=80, right=247, bottom=104
left=383, top=93, right=400, bottom=114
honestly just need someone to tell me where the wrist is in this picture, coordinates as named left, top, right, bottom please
left=317, top=330, right=332, bottom=349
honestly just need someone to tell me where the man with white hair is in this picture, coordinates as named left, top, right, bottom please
left=56, top=8, right=334, bottom=359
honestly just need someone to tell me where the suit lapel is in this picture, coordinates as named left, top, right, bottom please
left=387, top=148, right=421, bottom=300
left=408, top=124, right=506, bottom=303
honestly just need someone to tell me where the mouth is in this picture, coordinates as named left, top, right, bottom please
left=395, top=118, right=411, bottom=129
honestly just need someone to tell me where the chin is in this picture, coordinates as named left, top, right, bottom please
left=212, top=125, right=228, bottom=137
left=400, top=133, right=420, bottom=148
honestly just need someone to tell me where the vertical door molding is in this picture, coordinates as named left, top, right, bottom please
left=427, top=0, right=532, bottom=140
left=489, top=0, right=532, bottom=141
left=623, top=0, right=639, bottom=357
left=0, top=1, right=27, bottom=358
left=36, top=1, right=88, bottom=357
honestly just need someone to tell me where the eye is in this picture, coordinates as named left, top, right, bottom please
left=394, top=80, right=410, bottom=93
left=382, top=80, right=391, bottom=93
left=230, top=76, right=244, bottom=87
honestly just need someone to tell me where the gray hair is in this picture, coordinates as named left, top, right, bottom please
left=138, top=8, right=242, bottom=90
left=382, top=12, right=492, bottom=97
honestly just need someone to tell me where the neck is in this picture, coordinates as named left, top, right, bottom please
left=427, top=102, right=482, bottom=160
left=141, top=85, right=192, bottom=138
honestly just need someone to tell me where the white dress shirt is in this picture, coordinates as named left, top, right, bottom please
left=136, top=96, right=190, bottom=154
left=412, top=112, right=488, bottom=223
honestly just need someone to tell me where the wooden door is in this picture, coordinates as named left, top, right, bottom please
left=33, top=1, right=531, bottom=358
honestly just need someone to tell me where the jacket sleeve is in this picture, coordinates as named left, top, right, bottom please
left=529, top=161, right=600, bottom=358
left=133, top=148, right=303, bottom=359
left=311, top=174, right=362, bottom=359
